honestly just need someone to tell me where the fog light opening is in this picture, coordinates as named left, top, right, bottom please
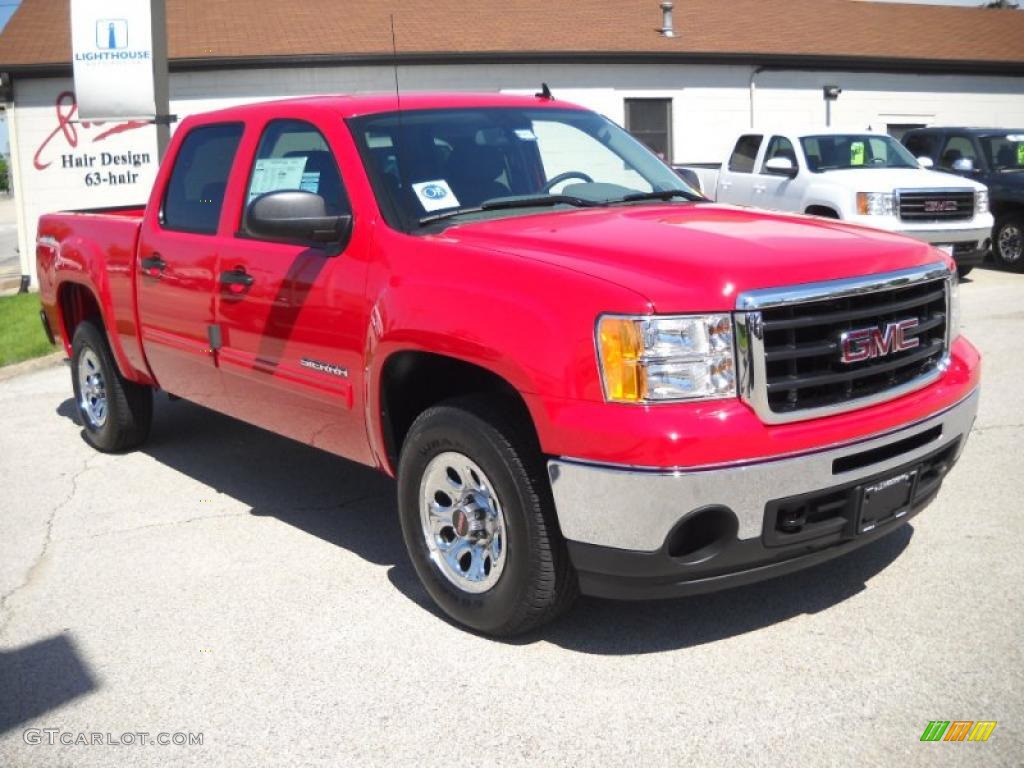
left=665, top=505, right=738, bottom=564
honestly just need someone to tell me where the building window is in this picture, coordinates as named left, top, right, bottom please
left=625, top=98, right=673, bottom=161
left=886, top=123, right=926, bottom=141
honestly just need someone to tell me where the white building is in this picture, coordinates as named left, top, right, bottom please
left=1, top=0, right=1023, bottom=285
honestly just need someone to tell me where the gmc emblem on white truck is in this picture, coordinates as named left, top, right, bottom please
left=923, top=199, right=958, bottom=213
left=839, top=318, right=920, bottom=364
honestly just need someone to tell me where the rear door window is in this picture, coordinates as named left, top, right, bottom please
left=162, top=123, right=244, bottom=234
left=903, top=133, right=938, bottom=162
left=728, top=135, right=763, bottom=173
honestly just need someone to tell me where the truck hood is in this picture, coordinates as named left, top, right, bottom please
left=441, top=204, right=948, bottom=312
left=816, top=167, right=985, bottom=192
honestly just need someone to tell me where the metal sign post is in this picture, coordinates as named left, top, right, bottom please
left=150, top=0, right=172, bottom=160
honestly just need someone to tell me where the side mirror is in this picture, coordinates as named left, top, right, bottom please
left=917, top=156, right=935, bottom=169
left=245, top=190, right=353, bottom=247
left=951, top=157, right=975, bottom=173
left=764, top=156, right=798, bottom=178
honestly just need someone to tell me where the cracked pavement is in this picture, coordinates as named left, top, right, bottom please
left=1, top=267, right=1022, bottom=767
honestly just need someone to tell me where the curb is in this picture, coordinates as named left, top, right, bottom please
left=0, top=351, right=65, bottom=383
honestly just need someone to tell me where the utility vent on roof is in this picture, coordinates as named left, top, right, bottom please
left=659, top=1, right=676, bottom=37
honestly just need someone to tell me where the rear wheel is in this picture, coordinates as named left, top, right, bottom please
left=71, top=321, right=153, bottom=452
left=397, top=397, right=577, bottom=636
left=993, top=214, right=1024, bottom=270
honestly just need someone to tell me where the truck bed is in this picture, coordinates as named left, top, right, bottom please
left=36, top=205, right=147, bottom=378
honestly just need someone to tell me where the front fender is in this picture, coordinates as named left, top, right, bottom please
left=804, top=184, right=849, bottom=216
left=362, top=236, right=651, bottom=465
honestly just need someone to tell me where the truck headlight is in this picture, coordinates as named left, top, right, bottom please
left=597, top=314, right=736, bottom=403
left=975, top=189, right=989, bottom=215
left=856, top=192, right=895, bottom=216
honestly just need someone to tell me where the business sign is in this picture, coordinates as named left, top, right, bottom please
left=10, top=78, right=160, bottom=287
left=70, top=0, right=156, bottom=119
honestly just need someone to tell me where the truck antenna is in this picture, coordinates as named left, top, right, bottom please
left=536, top=82, right=553, bottom=101
left=390, top=14, right=407, bottom=191
left=390, top=15, right=402, bottom=113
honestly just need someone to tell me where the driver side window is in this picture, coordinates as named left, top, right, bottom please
left=939, top=135, right=978, bottom=170
left=531, top=119, right=651, bottom=193
left=245, top=119, right=350, bottom=216
left=761, top=136, right=797, bottom=171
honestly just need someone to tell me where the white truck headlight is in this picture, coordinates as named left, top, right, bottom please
left=856, top=192, right=895, bottom=216
left=975, top=189, right=989, bottom=215
left=597, top=314, right=736, bottom=403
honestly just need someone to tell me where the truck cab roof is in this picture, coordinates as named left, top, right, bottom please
left=190, top=92, right=585, bottom=122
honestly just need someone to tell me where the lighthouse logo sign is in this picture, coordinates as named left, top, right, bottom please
left=70, top=0, right=157, bottom=118
left=96, top=19, right=128, bottom=50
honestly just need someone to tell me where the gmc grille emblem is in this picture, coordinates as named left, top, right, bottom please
left=839, top=318, right=920, bottom=364
left=923, top=199, right=958, bottom=213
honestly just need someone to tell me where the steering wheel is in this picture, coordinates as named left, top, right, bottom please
left=541, top=171, right=595, bottom=193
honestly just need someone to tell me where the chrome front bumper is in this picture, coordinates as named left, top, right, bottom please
left=895, top=224, right=991, bottom=245
left=547, top=388, right=978, bottom=553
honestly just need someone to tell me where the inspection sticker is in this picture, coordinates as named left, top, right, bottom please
left=413, top=180, right=460, bottom=212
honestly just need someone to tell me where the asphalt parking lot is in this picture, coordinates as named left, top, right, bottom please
left=1, top=266, right=1022, bottom=767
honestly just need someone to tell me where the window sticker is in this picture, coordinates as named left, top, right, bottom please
left=248, top=157, right=307, bottom=203
left=1017, top=143, right=1024, bottom=165
left=515, top=129, right=538, bottom=141
left=850, top=141, right=866, bottom=166
left=299, top=171, right=321, bottom=193
left=412, top=180, right=460, bottom=212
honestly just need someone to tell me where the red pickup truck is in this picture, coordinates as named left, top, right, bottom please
left=36, top=93, right=980, bottom=635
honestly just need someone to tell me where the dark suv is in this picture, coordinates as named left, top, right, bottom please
left=902, top=128, right=1024, bottom=270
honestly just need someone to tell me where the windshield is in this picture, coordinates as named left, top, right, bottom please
left=800, top=134, right=919, bottom=172
left=980, top=133, right=1024, bottom=171
left=347, top=107, right=699, bottom=230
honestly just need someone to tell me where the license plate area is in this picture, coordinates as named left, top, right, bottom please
left=763, top=440, right=961, bottom=549
left=858, top=470, right=916, bottom=533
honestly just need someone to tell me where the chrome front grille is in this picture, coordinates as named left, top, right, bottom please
left=736, top=264, right=953, bottom=424
left=897, top=189, right=975, bottom=222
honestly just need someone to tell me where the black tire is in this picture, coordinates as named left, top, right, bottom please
left=71, top=320, right=153, bottom=452
left=993, top=213, right=1024, bottom=271
left=397, top=396, right=577, bottom=636
left=957, top=266, right=973, bottom=279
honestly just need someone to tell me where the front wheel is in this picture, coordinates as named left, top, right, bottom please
left=397, top=397, right=577, bottom=636
left=993, top=214, right=1024, bottom=271
left=71, top=321, right=153, bottom=452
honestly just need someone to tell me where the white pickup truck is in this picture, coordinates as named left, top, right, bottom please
left=678, top=129, right=993, bottom=276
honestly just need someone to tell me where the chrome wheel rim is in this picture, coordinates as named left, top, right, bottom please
left=419, top=452, right=507, bottom=594
left=77, top=349, right=108, bottom=428
left=999, top=224, right=1023, bottom=263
